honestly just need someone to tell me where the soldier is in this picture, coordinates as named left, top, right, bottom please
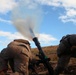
left=0, top=39, right=32, bottom=75
left=54, top=34, right=76, bottom=75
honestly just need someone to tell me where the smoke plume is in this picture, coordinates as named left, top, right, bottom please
left=11, top=0, right=43, bottom=40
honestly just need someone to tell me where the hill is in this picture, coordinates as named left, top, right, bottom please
left=31, top=45, right=58, bottom=61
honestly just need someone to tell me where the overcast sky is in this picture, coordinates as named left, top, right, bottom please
left=0, top=0, right=76, bottom=51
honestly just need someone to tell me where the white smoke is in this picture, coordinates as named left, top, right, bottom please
left=11, top=0, right=43, bottom=40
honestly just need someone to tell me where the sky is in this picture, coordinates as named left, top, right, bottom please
left=0, top=0, right=76, bottom=51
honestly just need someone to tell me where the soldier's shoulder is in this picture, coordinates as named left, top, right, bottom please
left=14, top=39, right=30, bottom=45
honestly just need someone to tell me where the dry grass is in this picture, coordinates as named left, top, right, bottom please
left=31, top=45, right=58, bottom=61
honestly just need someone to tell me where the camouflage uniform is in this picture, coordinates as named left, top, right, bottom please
left=0, top=39, right=32, bottom=75
left=54, top=34, right=76, bottom=75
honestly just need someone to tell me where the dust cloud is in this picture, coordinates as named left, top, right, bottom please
left=11, top=0, right=43, bottom=40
